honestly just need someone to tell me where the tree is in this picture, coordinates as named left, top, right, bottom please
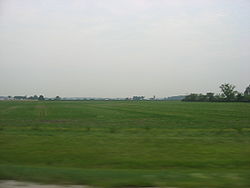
left=38, top=95, right=45, bottom=101
left=236, top=92, right=244, bottom=102
left=198, top=94, right=207, bottom=101
left=182, top=83, right=249, bottom=102
left=206, top=92, right=215, bottom=102
left=28, top=95, right=38, bottom=100
left=55, top=96, right=61, bottom=100
left=244, top=85, right=250, bottom=95
left=219, top=83, right=236, bottom=101
left=214, top=94, right=223, bottom=101
left=183, top=94, right=199, bottom=101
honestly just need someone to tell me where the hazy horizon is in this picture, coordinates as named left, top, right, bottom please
left=1, top=0, right=249, bottom=98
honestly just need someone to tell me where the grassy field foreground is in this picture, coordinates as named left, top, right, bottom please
left=0, top=101, right=250, bottom=187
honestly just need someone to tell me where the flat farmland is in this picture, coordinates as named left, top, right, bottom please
left=0, top=101, right=250, bottom=187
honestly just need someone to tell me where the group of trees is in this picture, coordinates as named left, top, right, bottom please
left=30, top=95, right=61, bottom=101
left=12, top=95, right=45, bottom=100
left=11, top=95, right=61, bottom=101
left=183, top=84, right=250, bottom=102
left=27, top=95, right=45, bottom=100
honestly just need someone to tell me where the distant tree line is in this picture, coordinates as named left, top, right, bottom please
left=11, top=95, right=45, bottom=100
left=28, top=95, right=44, bottom=100
left=10, top=95, right=61, bottom=101
left=183, top=84, right=250, bottom=102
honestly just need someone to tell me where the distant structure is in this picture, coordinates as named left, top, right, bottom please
left=149, top=95, right=156, bottom=100
left=132, top=96, right=145, bottom=100
left=0, top=96, right=8, bottom=100
left=14, top=96, right=27, bottom=100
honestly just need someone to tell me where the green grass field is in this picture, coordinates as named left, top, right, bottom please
left=0, top=101, right=250, bottom=187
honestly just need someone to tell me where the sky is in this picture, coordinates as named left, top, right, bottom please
left=0, top=0, right=250, bottom=98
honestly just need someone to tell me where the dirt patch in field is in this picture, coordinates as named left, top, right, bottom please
left=0, top=180, right=89, bottom=188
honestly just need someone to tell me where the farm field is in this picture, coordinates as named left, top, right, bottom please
left=0, top=101, right=250, bottom=187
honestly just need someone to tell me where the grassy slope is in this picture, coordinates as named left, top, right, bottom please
left=0, top=101, right=250, bottom=187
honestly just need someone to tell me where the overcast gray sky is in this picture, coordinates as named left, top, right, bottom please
left=0, top=0, right=249, bottom=98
